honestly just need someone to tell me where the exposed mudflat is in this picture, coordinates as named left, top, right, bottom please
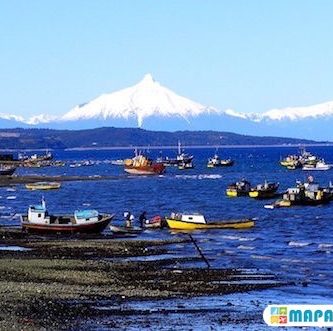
left=0, top=228, right=285, bottom=330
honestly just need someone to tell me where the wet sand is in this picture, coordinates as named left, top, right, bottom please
left=0, top=228, right=289, bottom=330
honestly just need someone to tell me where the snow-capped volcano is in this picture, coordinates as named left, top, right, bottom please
left=61, top=74, right=219, bottom=127
left=0, top=74, right=333, bottom=139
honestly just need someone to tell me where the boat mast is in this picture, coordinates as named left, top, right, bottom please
left=177, top=141, right=181, bottom=155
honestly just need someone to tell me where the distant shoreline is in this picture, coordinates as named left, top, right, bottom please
left=1, top=144, right=332, bottom=152
left=64, top=143, right=333, bottom=151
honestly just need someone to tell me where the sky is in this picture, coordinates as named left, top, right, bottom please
left=1, top=0, right=333, bottom=118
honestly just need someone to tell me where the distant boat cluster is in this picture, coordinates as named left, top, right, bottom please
left=280, top=147, right=331, bottom=170
left=1, top=144, right=333, bottom=235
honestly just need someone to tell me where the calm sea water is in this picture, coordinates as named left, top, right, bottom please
left=1, top=146, right=333, bottom=329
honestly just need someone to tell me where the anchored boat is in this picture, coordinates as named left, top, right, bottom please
left=220, top=159, right=234, bottom=166
left=158, top=142, right=194, bottom=167
left=265, top=178, right=332, bottom=208
left=20, top=199, right=113, bottom=234
left=226, top=179, right=251, bottom=197
left=280, top=147, right=321, bottom=169
left=166, top=213, right=254, bottom=230
left=25, top=182, right=61, bottom=190
left=249, top=181, right=279, bottom=199
left=207, top=153, right=221, bottom=168
left=302, top=160, right=331, bottom=171
left=124, top=152, right=165, bottom=175
left=178, top=161, right=194, bottom=170
left=207, top=150, right=234, bottom=168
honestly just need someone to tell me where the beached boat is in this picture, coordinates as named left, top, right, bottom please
left=0, top=165, right=16, bottom=176
left=109, top=225, right=143, bottom=234
left=166, top=213, right=254, bottom=230
left=249, top=181, right=279, bottom=199
left=226, top=179, right=251, bottom=197
left=142, top=215, right=163, bottom=229
left=25, top=182, right=61, bottom=190
left=124, top=153, right=165, bottom=175
left=20, top=199, right=113, bottom=234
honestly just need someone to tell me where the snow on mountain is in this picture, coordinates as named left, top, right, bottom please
left=1, top=74, right=333, bottom=140
left=26, top=114, right=58, bottom=125
left=0, top=113, right=24, bottom=122
left=260, top=101, right=333, bottom=121
left=61, top=74, right=220, bottom=127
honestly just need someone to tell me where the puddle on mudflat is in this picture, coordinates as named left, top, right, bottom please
left=0, top=246, right=31, bottom=251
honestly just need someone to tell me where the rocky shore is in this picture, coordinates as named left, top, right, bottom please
left=0, top=228, right=288, bottom=330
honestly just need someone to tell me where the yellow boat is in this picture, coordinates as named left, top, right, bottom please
left=226, top=189, right=239, bottom=197
left=249, top=182, right=279, bottom=199
left=25, top=182, right=61, bottom=190
left=226, top=179, right=251, bottom=197
left=264, top=199, right=292, bottom=209
left=166, top=213, right=255, bottom=230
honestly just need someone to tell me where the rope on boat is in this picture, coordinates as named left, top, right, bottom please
left=188, top=234, right=210, bottom=269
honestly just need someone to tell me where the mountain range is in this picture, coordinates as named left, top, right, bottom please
left=1, top=74, right=333, bottom=140
left=0, top=127, right=324, bottom=150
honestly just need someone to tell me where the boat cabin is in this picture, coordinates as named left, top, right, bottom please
left=74, top=210, right=99, bottom=224
left=170, top=213, right=207, bottom=224
left=27, top=199, right=100, bottom=225
left=28, top=203, right=50, bottom=224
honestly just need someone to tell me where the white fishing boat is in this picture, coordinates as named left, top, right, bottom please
left=302, top=160, right=331, bottom=171
left=20, top=198, right=114, bottom=234
left=111, top=159, right=124, bottom=165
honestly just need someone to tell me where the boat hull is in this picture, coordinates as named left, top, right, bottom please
left=21, top=214, right=114, bottom=234
left=124, top=164, right=165, bottom=175
left=25, top=182, right=61, bottom=190
left=302, top=167, right=331, bottom=171
left=166, top=218, right=254, bottom=230
left=249, top=186, right=279, bottom=199
left=110, top=225, right=143, bottom=234
left=226, top=189, right=249, bottom=197
left=0, top=167, right=16, bottom=176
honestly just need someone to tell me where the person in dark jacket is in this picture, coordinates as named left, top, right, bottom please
left=139, top=211, right=147, bottom=227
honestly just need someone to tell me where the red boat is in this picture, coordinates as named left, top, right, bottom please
left=124, top=154, right=165, bottom=175
left=20, top=199, right=114, bottom=234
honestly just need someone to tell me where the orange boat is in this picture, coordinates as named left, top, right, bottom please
left=124, top=154, right=165, bottom=175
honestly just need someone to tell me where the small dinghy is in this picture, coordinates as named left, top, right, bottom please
left=142, top=215, right=162, bottom=229
left=25, top=182, right=61, bottom=190
left=109, top=225, right=143, bottom=234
